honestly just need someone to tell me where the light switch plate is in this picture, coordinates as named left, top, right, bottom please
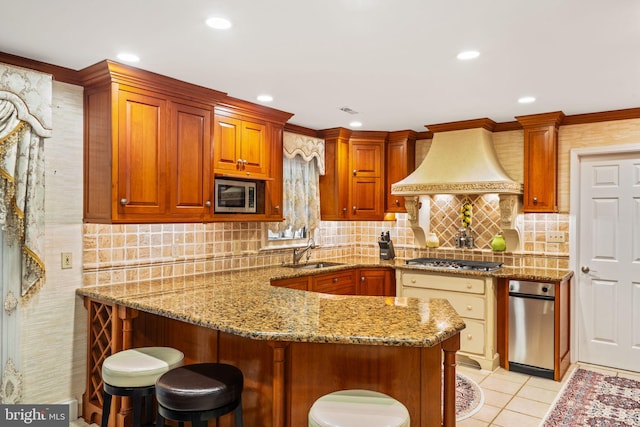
left=546, top=232, right=565, bottom=243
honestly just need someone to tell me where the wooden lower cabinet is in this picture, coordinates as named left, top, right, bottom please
left=270, top=275, right=309, bottom=290
left=271, top=267, right=395, bottom=296
left=311, top=269, right=357, bottom=295
left=358, top=267, right=396, bottom=296
left=82, top=297, right=460, bottom=427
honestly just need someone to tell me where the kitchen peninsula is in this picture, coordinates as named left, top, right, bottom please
left=77, top=262, right=465, bottom=427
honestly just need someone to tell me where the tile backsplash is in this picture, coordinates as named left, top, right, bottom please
left=83, top=206, right=569, bottom=285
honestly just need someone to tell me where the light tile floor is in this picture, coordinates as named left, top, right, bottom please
left=70, top=362, right=640, bottom=427
left=457, top=361, right=640, bottom=427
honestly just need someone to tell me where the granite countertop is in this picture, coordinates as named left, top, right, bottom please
left=77, top=261, right=466, bottom=348
left=77, top=255, right=573, bottom=348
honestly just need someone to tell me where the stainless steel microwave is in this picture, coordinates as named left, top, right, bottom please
left=214, top=179, right=257, bottom=213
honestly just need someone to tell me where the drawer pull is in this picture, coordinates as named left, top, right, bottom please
left=466, top=305, right=473, bottom=311
left=333, top=278, right=338, bottom=283
left=467, top=334, right=473, bottom=340
left=411, top=279, right=416, bottom=284
left=466, top=284, right=472, bottom=289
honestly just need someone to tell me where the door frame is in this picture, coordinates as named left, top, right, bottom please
left=569, top=142, right=640, bottom=364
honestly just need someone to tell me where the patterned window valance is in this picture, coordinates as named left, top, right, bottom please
left=283, top=132, right=325, bottom=175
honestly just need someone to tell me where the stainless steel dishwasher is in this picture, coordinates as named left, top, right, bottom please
left=508, top=280, right=555, bottom=379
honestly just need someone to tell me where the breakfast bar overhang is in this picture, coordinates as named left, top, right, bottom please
left=77, top=266, right=464, bottom=427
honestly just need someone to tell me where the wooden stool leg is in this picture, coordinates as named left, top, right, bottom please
left=101, top=392, right=112, bottom=427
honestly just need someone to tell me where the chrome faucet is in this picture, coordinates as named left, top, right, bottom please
left=293, top=237, right=315, bottom=265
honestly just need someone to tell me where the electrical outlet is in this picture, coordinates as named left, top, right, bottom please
left=61, top=252, right=72, bottom=269
left=546, top=232, right=565, bottom=243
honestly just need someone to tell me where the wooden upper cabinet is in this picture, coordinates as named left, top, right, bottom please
left=80, top=60, right=293, bottom=223
left=116, top=89, right=168, bottom=219
left=168, top=100, right=213, bottom=219
left=213, top=111, right=268, bottom=179
left=318, top=128, right=352, bottom=220
left=319, top=128, right=386, bottom=221
left=516, top=112, right=564, bottom=213
left=349, top=132, right=386, bottom=220
left=385, top=130, right=416, bottom=213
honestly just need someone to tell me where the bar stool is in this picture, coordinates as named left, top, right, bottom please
left=101, top=346, right=184, bottom=427
left=309, top=389, right=410, bottom=427
left=155, top=362, right=244, bottom=427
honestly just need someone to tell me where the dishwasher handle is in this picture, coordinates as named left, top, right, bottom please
left=508, top=291, right=555, bottom=301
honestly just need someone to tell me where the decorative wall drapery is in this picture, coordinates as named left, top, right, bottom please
left=0, top=64, right=51, bottom=300
left=270, top=132, right=325, bottom=234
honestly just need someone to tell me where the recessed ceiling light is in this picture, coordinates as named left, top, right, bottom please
left=206, top=16, right=232, bottom=30
left=518, top=96, right=536, bottom=104
left=117, top=53, right=140, bottom=62
left=256, top=94, right=273, bottom=102
left=349, top=121, right=363, bottom=128
left=457, top=50, right=480, bottom=60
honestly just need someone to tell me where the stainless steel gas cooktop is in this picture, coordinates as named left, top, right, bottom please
left=405, top=258, right=503, bottom=272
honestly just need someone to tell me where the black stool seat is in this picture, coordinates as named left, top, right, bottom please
left=155, top=363, right=243, bottom=427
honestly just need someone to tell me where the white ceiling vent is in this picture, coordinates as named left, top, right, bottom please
left=339, top=107, right=359, bottom=115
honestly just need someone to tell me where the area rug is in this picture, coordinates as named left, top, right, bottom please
left=542, top=368, right=640, bottom=426
left=455, top=372, right=485, bottom=421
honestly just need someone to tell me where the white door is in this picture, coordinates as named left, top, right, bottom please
left=577, top=152, right=640, bottom=372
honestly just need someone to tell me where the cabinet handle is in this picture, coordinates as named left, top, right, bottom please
left=466, top=284, right=472, bottom=289
left=353, top=169, right=357, bottom=176
left=533, top=196, right=538, bottom=205
left=243, top=159, right=248, bottom=166
left=395, top=199, right=400, bottom=206
left=342, top=207, right=347, bottom=213
left=352, top=206, right=357, bottom=213
left=411, top=279, right=416, bottom=284
left=466, top=334, right=473, bottom=340
left=275, top=205, right=280, bottom=211
left=466, top=305, right=473, bottom=311
left=205, top=200, right=211, bottom=207
left=120, top=198, right=128, bottom=205
left=361, top=276, right=366, bottom=282
left=333, top=278, right=338, bottom=283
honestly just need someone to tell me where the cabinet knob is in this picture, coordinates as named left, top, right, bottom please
left=533, top=196, right=538, bottom=205
left=342, top=207, right=347, bottom=213
left=466, top=305, right=473, bottom=311
left=205, top=200, right=211, bottom=207
left=353, top=169, right=357, bottom=176
left=333, top=278, right=338, bottom=283
left=352, top=206, right=357, bottom=213
left=361, top=276, right=366, bottom=282
left=120, top=198, right=128, bottom=205
left=411, top=279, right=416, bottom=284
left=466, top=284, right=472, bottom=289
left=466, top=334, right=473, bottom=340
left=275, top=205, right=280, bottom=211
left=581, top=266, right=590, bottom=274
left=395, top=199, right=400, bottom=206
left=243, top=159, right=248, bottom=166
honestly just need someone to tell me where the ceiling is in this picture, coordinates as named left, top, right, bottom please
left=1, top=0, right=639, bottom=132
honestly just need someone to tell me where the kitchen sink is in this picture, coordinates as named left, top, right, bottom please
left=286, top=261, right=345, bottom=269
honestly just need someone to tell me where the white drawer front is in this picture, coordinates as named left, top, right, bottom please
left=401, top=272, right=485, bottom=294
left=459, top=319, right=485, bottom=355
left=402, top=287, right=485, bottom=320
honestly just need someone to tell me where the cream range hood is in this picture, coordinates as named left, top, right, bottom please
left=391, top=119, right=522, bottom=249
